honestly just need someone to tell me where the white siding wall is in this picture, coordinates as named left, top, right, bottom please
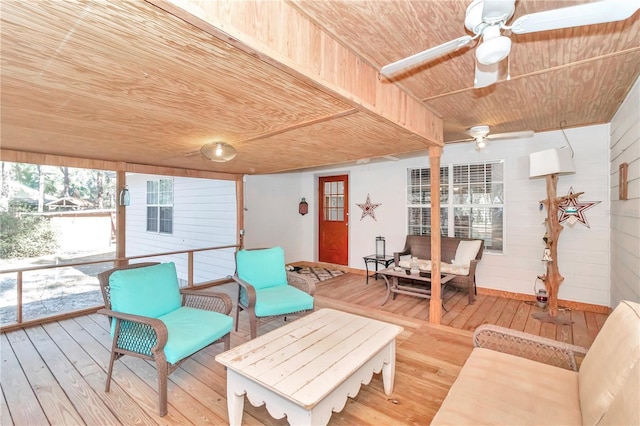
left=126, top=174, right=237, bottom=284
left=246, top=124, right=612, bottom=306
left=610, top=76, right=640, bottom=306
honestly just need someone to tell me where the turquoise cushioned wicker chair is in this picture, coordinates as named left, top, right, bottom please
left=97, top=262, right=233, bottom=416
left=234, top=247, right=315, bottom=339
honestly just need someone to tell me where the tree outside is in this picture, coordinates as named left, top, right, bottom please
left=0, top=162, right=117, bottom=325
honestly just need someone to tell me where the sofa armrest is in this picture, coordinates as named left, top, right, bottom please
left=467, top=258, right=479, bottom=278
left=474, top=324, right=588, bottom=371
left=286, top=272, right=316, bottom=296
left=97, top=308, right=168, bottom=357
left=180, top=289, right=233, bottom=315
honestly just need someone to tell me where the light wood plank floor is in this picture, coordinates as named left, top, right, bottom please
left=0, top=273, right=607, bottom=425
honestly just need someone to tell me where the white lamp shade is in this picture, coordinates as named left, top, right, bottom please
left=529, top=147, right=575, bottom=178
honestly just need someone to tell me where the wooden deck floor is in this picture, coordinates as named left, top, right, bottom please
left=0, top=273, right=607, bottom=425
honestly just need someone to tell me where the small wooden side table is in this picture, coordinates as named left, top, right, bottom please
left=363, top=254, right=395, bottom=284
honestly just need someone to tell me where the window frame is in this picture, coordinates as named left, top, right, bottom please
left=407, top=160, right=505, bottom=254
left=146, top=178, right=174, bottom=235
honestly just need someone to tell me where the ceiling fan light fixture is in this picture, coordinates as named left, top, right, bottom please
left=201, top=141, right=237, bottom=162
left=476, top=138, right=487, bottom=149
left=476, top=36, right=511, bottom=65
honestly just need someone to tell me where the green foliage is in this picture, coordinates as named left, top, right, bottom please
left=0, top=212, right=59, bottom=258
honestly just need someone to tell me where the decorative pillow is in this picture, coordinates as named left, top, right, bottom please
left=452, top=240, right=482, bottom=267
left=237, top=247, right=288, bottom=290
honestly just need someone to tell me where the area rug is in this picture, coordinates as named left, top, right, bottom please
left=293, top=266, right=345, bottom=283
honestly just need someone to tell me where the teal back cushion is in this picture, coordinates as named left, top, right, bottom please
left=236, top=247, right=288, bottom=290
left=109, top=262, right=181, bottom=318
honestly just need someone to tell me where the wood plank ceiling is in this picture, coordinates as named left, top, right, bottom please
left=1, top=0, right=638, bottom=175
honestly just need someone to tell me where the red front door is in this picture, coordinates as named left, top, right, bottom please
left=318, top=175, right=349, bottom=265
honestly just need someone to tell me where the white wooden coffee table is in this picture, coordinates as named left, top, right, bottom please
left=215, top=308, right=403, bottom=425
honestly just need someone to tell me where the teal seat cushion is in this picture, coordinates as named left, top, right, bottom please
left=158, top=306, right=233, bottom=365
left=109, top=263, right=181, bottom=319
left=254, top=285, right=313, bottom=317
left=236, top=247, right=288, bottom=290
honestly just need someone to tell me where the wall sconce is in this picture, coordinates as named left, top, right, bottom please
left=376, top=236, right=385, bottom=258
left=118, top=185, right=130, bottom=206
left=298, top=197, right=308, bottom=215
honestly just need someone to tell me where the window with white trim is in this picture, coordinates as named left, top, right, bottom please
left=146, top=178, right=173, bottom=234
left=407, top=160, right=504, bottom=253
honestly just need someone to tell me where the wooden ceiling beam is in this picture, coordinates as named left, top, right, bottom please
left=149, top=0, right=443, bottom=147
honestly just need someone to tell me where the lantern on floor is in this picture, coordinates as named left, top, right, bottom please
left=376, top=236, right=385, bottom=258
left=299, top=197, right=308, bottom=215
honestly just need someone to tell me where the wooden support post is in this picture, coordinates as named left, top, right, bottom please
left=115, top=167, right=127, bottom=266
left=236, top=175, right=245, bottom=249
left=16, top=271, right=22, bottom=324
left=429, top=146, right=442, bottom=324
left=188, top=252, right=194, bottom=287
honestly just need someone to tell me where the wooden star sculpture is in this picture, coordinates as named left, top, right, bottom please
left=558, top=187, right=600, bottom=228
left=356, top=193, right=381, bottom=221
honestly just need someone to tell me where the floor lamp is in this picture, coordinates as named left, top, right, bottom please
left=529, top=147, right=576, bottom=322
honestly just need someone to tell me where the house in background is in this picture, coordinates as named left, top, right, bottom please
left=0, top=0, right=638, bottom=317
left=125, top=173, right=238, bottom=284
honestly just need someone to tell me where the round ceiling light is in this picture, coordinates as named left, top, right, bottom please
left=476, top=36, right=512, bottom=65
left=201, top=142, right=237, bottom=162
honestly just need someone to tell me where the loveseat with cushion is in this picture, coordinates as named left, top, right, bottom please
left=431, top=300, right=640, bottom=425
left=394, top=235, right=483, bottom=303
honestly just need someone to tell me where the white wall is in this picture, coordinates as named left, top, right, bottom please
left=126, top=174, right=237, bottom=284
left=245, top=124, right=612, bottom=306
left=242, top=173, right=307, bottom=263
left=610, top=76, right=640, bottom=306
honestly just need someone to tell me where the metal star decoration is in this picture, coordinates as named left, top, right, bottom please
left=356, top=193, right=381, bottom=221
left=558, top=187, right=600, bottom=228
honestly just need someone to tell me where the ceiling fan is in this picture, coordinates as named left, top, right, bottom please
left=380, top=0, right=640, bottom=88
left=448, top=125, right=534, bottom=150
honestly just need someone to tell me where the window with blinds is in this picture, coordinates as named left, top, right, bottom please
left=407, top=160, right=504, bottom=253
left=146, top=178, right=173, bottom=234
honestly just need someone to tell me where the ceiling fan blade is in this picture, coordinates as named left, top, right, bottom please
left=511, top=0, right=640, bottom=34
left=474, top=61, right=499, bottom=88
left=486, top=130, right=535, bottom=140
left=481, top=0, right=516, bottom=23
left=380, top=36, right=473, bottom=76
left=446, top=137, right=475, bottom=144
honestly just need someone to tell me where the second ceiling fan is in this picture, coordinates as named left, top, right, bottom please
left=448, top=125, right=534, bottom=150
left=380, top=0, right=640, bottom=88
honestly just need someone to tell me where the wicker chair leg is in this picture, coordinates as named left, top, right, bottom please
left=249, top=312, right=257, bottom=339
left=234, top=305, right=241, bottom=332
left=223, top=333, right=231, bottom=351
left=156, top=361, right=169, bottom=417
left=105, top=351, right=117, bottom=392
left=468, top=285, right=475, bottom=304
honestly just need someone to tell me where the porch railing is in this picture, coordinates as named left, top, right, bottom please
left=0, top=244, right=239, bottom=332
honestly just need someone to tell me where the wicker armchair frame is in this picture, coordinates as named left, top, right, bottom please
left=97, top=262, right=233, bottom=416
left=233, top=271, right=315, bottom=339
left=473, top=323, right=588, bottom=371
